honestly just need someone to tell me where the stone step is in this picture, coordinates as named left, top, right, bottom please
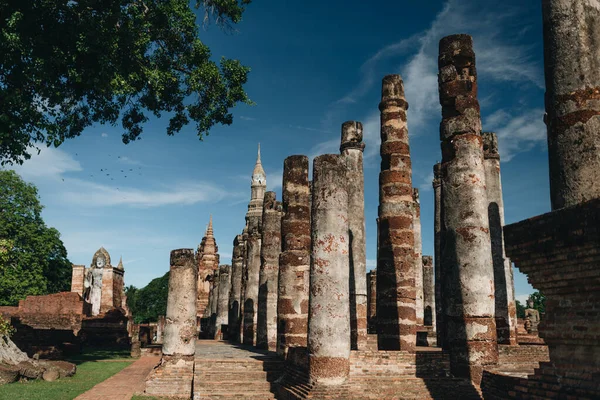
left=198, top=370, right=278, bottom=381
left=195, top=380, right=274, bottom=390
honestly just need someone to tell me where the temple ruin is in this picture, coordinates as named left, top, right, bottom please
left=146, top=2, right=600, bottom=397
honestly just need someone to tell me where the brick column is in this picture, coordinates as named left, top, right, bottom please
left=243, top=229, right=261, bottom=346
left=208, top=268, right=220, bottom=339
left=413, top=188, right=424, bottom=327
left=422, top=255, right=435, bottom=329
left=308, top=154, right=350, bottom=385
left=277, top=156, right=311, bottom=364
left=228, top=235, right=244, bottom=342
left=340, top=120, right=368, bottom=351
left=71, top=265, right=85, bottom=296
left=433, top=163, right=444, bottom=348
left=216, top=264, right=231, bottom=339
left=543, top=0, right=600, bottom=210
left=483, top=132, right=518, bottom=345
left=438, top=34, right=498, bottom=383
left=145, top=249, right=196, bottom=397
left=367, top=269, right=377, bottom=334
left=257, top=191, right=282, bottom=351
left=376, top=74, right=417, bottom=352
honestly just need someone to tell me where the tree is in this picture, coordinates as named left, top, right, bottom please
left=126, top=272, right=169, bottom=323
left=0, top=0, right=253, bottom=166
left=0, top=170, right=72, bottom=305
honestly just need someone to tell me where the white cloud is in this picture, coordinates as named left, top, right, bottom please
left=9, top=146, right=82, bottom=180
left=239, top=116, right=256, bottom=121
left=58, top=179, right=229, bottom=208
left=118, top=156, right=144, bottom=166
left=366, top=259, right=376, bottom=269
left=101, top=133, right=109, bottom=138
left=266, top=168, right=283, bottom=191
left=484, top=108, right=546, bottom=161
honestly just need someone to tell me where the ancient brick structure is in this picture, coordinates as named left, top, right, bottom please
left=242, top=145, right=267, bottom=346
left=277, top=155, right=311, bottom=364
left=308, top=154, right=350, bottom=385
left=422, top=255, right=435, bottom=329
left=366, top=269, right=377, bottom=334
left=70, top=265, right=85, bottom=297
left=157, top=315, right=165, bottom=344
left=257, top=191, right=282, bottom=351
left=432, top=163, right=444, bottom=348
left=145, top=249, right=197, bottom=397
left=340, top=121, right=368, bottom=351
left=197, top=216, right=219, bottom=320
left=543, top=0, right=600, bottom=210
left=216, top=264, right=231, bottom=339
left=413, top=188, right=424, bottom=327
left=228, top=234, right=244, bottom=341
left=70, top=247, right=126, bottom=316
left=483, top=132, right=518, bottom=345
left=437, top=34, right=497, bottom=383
left=485, top=3, right=600, bottom=397
left=376, top=74, right=417, bottom=351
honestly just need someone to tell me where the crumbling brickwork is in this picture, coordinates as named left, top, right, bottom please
left=216, top=264, right=231, bottom=340
left=438, top=34, right=498, bottom=383
left=376, top=74, right=417, bottom=352
left=277, top=155, right=311, bottom=365
left=340, top=121, right=368, bottom=351
left=257, top=191, right=282, bottom=351
left=145, top=249, right=197, bottom=397
left=308, top=154, right=350, bottom=385
left=228, top=235, right=244, bottom=341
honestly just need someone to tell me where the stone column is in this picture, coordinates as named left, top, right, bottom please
left=340, top=120, right=368, bottom=351
left=413, top=188, right=424, bottom=327
left=145, top=249, right=196, bottom=397
left=422, top=256, right=435, bottom=328
left=543, top=0, right=600, bottom=210
left=367, top=270, right=377, bottom=334
left=209, top=269, right=219, bottom=338
left=157, top=315, right=165, bottom=343
left=257, top=191, right=282, bottom=351
left=376, top=74, right=417, bottom=352
left=228, top=235, right=244, bottom=342
left=216, top=264, right=231, bottom=339
left=243, top=229, right=261, bottom=345
left=483, top=132, right=518, bottom=345
left=277, top=155, right=311, bottom=364
left=438, top=34, right=498, bottom=383
left=239, top=228, right=248, bottom=343
left=433, top=163, right=444, bottom=348
left=309, top=154, right=350, bottom=385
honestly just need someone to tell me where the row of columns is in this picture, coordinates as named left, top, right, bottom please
left=167, top=34, right=521, bottom=389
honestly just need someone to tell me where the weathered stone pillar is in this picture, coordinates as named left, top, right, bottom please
left=228, top=235, right=244, bottom=342
left=438, top=34, right=498, bottom=383
left=309, top=154, right=350, bottom=385
left=422, top=256, right=435, bottom=329
left=208, top=269, right=220, bottom=338
left=243, top=229, right=261, bottom=346
left=70, top=265, right=85, bottom=296
left=433, top=163, right=444, bottom=348
left=543, top=0, right=600, bottom=210
left=216, top=264, right=231, bottom=339
left=277, top=155, right=311, bottom=364
left=376, top=74, right=417, bottom=352
left=367, top=269, right=377, bottom=334
left=340, top=120, right=368, bottom=351
left=413, top=188, right=424, bottom=327
left=145, top=249, right=196, bottom=397
left=257, top=192, right=282, bottom=351
left=483, top=132, right=518, bottom=345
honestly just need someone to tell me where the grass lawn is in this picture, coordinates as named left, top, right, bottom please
left=0, top=347, right=133, bottom=400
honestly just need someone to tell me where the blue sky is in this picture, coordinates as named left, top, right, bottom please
left=7, top=0, right=548, bottom=304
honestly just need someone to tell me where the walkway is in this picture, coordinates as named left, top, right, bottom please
left=75, top=355, right=160, bottom=400
left=193, top=340, right=284, bottom=400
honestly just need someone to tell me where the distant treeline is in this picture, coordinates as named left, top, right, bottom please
left=125, top=272, right=169, bottom=324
